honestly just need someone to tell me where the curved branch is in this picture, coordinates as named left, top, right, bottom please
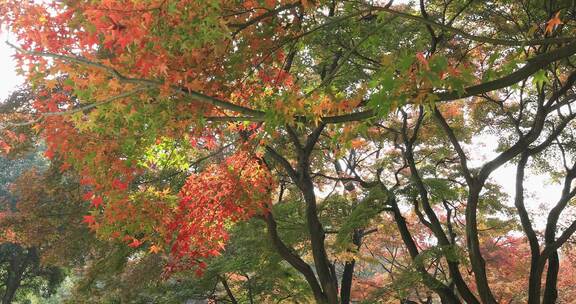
left=323, top=41, right=576, bottom=123
left=265, top=146, right=298, bottom=181
left=433, top=107, right=473, bottom=184
left=1, top=87, right=148, bottom=128
left=7, top=42, right=265, bottom=118
left=11, top=40, right=576, bottom=126
left=262, top=213, right=326, bottom=303
left=228, top=2, right=301, bottom=35
left=371, top=5, right=576, bottom=46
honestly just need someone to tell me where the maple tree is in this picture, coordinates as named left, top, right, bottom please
left=2, top=0, right=576, bottom=303
left=0, top=155, right=66, bottom=304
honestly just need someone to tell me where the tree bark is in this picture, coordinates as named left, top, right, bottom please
left=542, top=251, right=559, bottom=304
left=387, top=192, right=461, bottom=304
left=264, top=212, right=327, bottom=303
left=340, top=229, right=362, bottom=304
left=299, top=172, right=339, bottom=304
left=465, top=185, right=498, bottom=304
left=1, top=246, right=34, bottom=304
left=219, top=276, right=239, bottom=304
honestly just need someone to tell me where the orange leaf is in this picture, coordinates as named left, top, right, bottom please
left=351, top=138, right=365, bottom=149
left=149, top=245, right=161, bottom=254
left=112, top=179, right=128, bottom=191
left=416, top=52, right=429, bottom=70
left=60, top=162, right=72, bottom=172
left=0, top=141, right=11, bottom=154
left=546, top=11, right=563, bottom=34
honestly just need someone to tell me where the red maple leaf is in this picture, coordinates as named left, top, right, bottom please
left=83, top=215, right=96, bottom=225
left=128, top=238, right=142, bottom=248
left=91, top=196, right=103, bottom=208
left=112, top=179, right=128, bottom=191
left=82, top=191, right=94, bottom=201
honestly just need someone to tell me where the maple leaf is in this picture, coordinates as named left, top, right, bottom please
left=204, top=136, right=218, bottom=150
left=128, top=238, right=142, bottom=248
left=149, top=245, right=161, bottom=253
left=351, top=138, right=365, bottom=149
left=80, top=176, right=95, bottom=186
left=82, top=191, right=94, bottom=201
left=186, top=79, right=204, bottom=91
left=546, top=11, right=563, bottom=34
left=0, top=141, right=11, bottom=154
left=59, top=162, right=72, bottom=172
left=116, top=33, right=132, bottom=49
left=44, top=149, right=54, bottom=159
left=194, top=268, right=204, bottom=277
left=91, top=196, right=103, bottom=208
left=112, top=179, right=128, bottom=191
left=83, top=215, right=96, bottom=225
left=156, top=62, right=169, bottom=76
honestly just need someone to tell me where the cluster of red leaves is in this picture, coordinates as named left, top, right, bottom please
left=480, top=235, right=532, bottom=301
left=0, top=130, right=26, bottom=154
left=28, top=87, right=276, bottom=276
left=165, top=150, right=275, bottom=275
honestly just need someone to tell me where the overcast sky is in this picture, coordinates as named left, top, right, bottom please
left=0, top=32, right=23, bottom=101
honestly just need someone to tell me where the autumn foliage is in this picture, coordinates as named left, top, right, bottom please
left=1, top=0, right=576, bottom=303
left=166, top=150, right=275, bottom=274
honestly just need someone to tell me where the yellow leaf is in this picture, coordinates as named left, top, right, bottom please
left=380, top=54, right=394, bottom=66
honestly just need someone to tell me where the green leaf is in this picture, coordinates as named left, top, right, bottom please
left=424, top=178, right=459, bottom=201
left=398, top=53, right=415, bottom=72
left=533, top=69, right=549, bottom=89
left=335, top=188, right=388, bottom=248
left=381, top=72, right=395, bottom=91
left=430, top=56, right=448, bottom=74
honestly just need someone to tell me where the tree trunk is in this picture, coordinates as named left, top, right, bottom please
left=542, top=251, right=559, bottom=304
left=527, top=255, right=543, bottom=304
left=2, top=274, right=21, bottom=304
left=1, top=247, right=31, bottom=304
left=340, top=229, right=362, bottom=304
left=465, top=186, right=497, bottom=304
left=300, top=174, right=339, bottom=304
left=219, top=276, right=239, bottom=304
